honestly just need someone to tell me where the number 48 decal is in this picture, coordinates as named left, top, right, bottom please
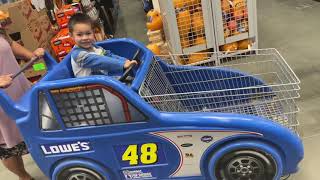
left=122, top=143, right=158, bottom=165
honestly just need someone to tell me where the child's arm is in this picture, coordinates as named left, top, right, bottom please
left=75, top=52, right=126, bottom=74
left=105, top=51, right=138, bottom=69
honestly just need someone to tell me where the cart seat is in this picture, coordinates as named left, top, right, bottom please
left=41, top=38, right=147, bottom=82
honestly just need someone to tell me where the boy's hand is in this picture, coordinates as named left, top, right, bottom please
left=0, top=74, right=13, bottom=88
left=124, top=60, right=138, bottom=69
left=32, top=48, right=45, bottom=58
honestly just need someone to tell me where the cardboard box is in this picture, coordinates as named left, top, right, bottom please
left=147, top=29, right=164, bottom=44
left=55, top=3, right=81, bottom=29
left=147, top=29, right=164, bottom=38
left=0, top=0, right=54, bottom=51
left=0, top=0, right=55, bottom=79
left=58, top=55, right=66, bottom=62
left=51, top=28, right=75, bottom=58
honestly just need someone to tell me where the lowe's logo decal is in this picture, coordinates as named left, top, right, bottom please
left=41, top=141, right=91, bottom=155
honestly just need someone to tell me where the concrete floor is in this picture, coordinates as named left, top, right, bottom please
left=0, top=0, right=319, bottom=179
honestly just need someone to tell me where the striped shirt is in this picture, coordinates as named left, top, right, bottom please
left=71, top=44, right=126, bottom=77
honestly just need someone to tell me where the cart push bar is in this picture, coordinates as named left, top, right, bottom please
left=11, top=51, right=59, bottom=80
left=12, top=56, right=42, bottom=80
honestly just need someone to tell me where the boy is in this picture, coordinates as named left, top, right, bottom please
left=68, top=13, right=137, bottom=77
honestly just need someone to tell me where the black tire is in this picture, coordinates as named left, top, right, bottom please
left=57, top=167, right=104, bottom=180
left=215, top=150, right=276, bottom=180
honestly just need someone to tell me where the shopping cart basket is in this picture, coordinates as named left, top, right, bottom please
left=139, top=49, right=300, bottom=133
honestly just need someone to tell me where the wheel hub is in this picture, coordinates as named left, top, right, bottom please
left=226, top=156, right=265, bottom=180
left=68, top=172, right=96, bottom=180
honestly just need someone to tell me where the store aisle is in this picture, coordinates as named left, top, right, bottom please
left=258, top=0, right=320, bottom=179
left=258, top=0, right=320, bottom=138
left=114, top=0, right=149, bottom=44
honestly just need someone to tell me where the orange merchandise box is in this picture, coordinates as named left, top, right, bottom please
left=51, top=28, right=75, bottom=59
left=55, top=3, right=81, bottom=28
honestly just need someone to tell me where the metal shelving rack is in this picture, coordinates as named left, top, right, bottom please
left=212, top=0, right=258, bottom=49
left=159, top=0, right=216, bottom=54
left=158, top=0, right=258, bottom=62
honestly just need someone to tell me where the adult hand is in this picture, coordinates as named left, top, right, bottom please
left=124, top=60, right=138, bottom=69
left=32, top=48, right=45, bottom=58
left=0, top=74, right=13, bottom=88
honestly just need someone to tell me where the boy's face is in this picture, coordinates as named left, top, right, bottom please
left=71, top=23, right=95, bottom=49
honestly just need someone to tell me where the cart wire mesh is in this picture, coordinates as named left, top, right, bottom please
left=139, top=49, right=300, bottom=133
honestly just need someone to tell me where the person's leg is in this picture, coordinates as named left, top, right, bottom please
left=2, top=155, right=32, bottom=180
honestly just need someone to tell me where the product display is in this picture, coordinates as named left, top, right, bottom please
left=55, top=3, right=81, bottom=28
left=50, top=28, right=75, bottom=61
left=146, top=9, right=163, bottom=31
left=0, top=10, right=10, bottom=27
left=180, top=38, right=190, bottom=48
left=159, top=0, right=257, bottom=57
left=160, top=0, right=215, bottom=54
left=174, top=0, right=206, bottom=49
left=0, top=0, right=54, bottom=81
left=188, top=52, right=208, bottom=64
left=176, top=8, right=192, bottom=45
left=220, top=41, right=238, bottom=51
left=147, top=29, right=164, bottom=43
left=221, top=0, right=248, bottom=38
left=219, top=38, right=253, bottom=51
left=237, top=38, right=251, bottom=49
left=81, top=0, right=99, bottom=21
left=175, top=50, right=210, bottom=65
left=146, top=12, right=169, bottom=55
left=146, top=43, right=161, bottom=55
left=194, top=35, right=206, bottom=45
left=191, top=10, right=204, bottom=36
left=173, top=0, right=188, bottom=9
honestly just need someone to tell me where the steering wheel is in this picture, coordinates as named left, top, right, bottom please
left=119, top=49, right=140, bottom=82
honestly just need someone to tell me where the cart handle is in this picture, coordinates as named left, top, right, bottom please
left=12, top=56, right=42, bottom=79
left=12, top=52, right=58, bottom=80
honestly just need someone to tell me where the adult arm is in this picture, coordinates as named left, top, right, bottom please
left=0, top=74, right=13, bottom=88
left=11, top=41, right=45, bottom=60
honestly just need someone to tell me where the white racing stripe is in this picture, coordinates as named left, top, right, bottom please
left=151, top=130, right=262, bottom=177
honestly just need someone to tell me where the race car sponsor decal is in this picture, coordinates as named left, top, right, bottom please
left=185, top=153, right=194, bottom=158
left=40, top=141, right=91, bottom=156
left=201, top=135, right=213, bottom=143
left=150, top=130, right=262, bottom=177
left=122, top=168, right=157, bottom=179
left=181, top=143, right=193, bottom=147
left=114, top=143, right=167, bottom=167
left=177, top=134, right=192, bottom=139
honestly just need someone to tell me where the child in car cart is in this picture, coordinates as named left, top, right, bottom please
left=68, top=13, right=137, bottom=77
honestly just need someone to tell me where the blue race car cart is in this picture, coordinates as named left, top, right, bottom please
left=0, top=38, right=303, bottom=180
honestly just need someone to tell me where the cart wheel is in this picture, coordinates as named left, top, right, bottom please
left=57, top=167, right=105, bottom=180
left=215, top=150, right=276, bottom=180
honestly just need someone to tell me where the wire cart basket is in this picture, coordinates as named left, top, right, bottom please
left=139, top=49, right=300, bottom=134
